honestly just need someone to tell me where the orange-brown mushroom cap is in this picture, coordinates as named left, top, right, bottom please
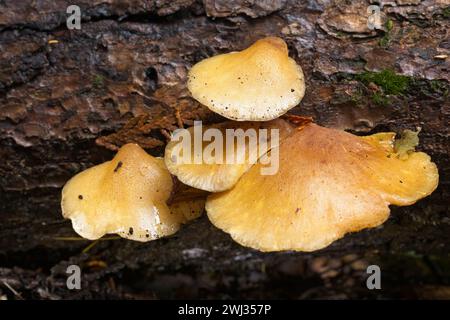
left=187, top=37, right=305, bottom=121
left=61, top=143, right=182, bottom=242
left=206, top=124, right=439, bottom=252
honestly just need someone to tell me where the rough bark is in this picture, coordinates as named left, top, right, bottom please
left=0, top=0, right=449, bottom=299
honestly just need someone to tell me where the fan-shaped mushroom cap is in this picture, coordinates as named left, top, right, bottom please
left=187, top=37, right=305, bottom=121
left=164, top=119, right=294, bottom=192
left=61, top=143, right=183, bottom=242
left=206, top=124, right=438, bottom=252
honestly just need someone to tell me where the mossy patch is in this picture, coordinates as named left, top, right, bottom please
left=92, top=74, right=105, bottom=89
left=355, top=69, right=412, bottom=106
left=371, top=92, right=390, bottom=106
left=356, top=69, right=411, bottom=95
left=428, top=79, right=449, bottom=97
left=409, top=79, right=449, bottom=100
left=379, top=19, right=394, bottom=48
left=442, top=7, right=450, bottom=19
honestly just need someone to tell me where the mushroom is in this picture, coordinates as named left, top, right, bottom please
left=206, top=124, right=439, bottom=252
left=61, top=143, right=187, bottom=242
left=187, top=37, right=305, bottom=121
left=164, top=118, right=295, bottom=192
left=168, top=183, right=209, bottom=222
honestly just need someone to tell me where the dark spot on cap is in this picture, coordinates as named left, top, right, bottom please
left=146, top=234, right=150, bottom=238
left=114, top=161, right=123, bottom=172
left=295, top=208, right=300, bottom=213
left=78, top=195, right=83, bottom=200
left=128, top=227, right=134, bottom=235
left=291, top=89, right=295, bottom=92
left=399, top=180, right=403, bottom=184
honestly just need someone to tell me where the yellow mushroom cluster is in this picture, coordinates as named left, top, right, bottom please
left=61, top=37, right=439, bottom=251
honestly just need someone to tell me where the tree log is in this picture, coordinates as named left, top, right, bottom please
left=0, top=0, right=449, bottom=299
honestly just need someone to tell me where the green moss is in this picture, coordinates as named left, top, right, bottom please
left=356, top=69, right=411, bottom=95
left=92, top=74, right=105, bottom=88
left=379, top=35, right=390, bottom=48
left=355, top=69, right=413, bottom=106
left=379, top=19, right=394, bottom=48
left=429, top=79, right=449, bottom=97
left=371, top=92, right=390, bottom=106
left=443, top=7, right=450, bottom=18
left=347, top=86, right=364, bottom=104
left=385, top=19, right=394, bottom=32
left=409, top=79, right=449, bottom=99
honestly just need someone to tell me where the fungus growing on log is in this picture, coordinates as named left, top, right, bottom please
left=164, top=119, right=294, bottom=192
left=206, top=124, right=439, bottom=252
left=61, top=143, right=189, bottom=241
left=187, top=37, right=305, bottom=121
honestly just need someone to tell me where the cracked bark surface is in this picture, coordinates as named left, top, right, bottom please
left=0, top=0, right=449, bottom=299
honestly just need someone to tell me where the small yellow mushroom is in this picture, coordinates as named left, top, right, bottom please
left=187, top=37, right=305, bottom=121
left=164, top=119, right=295, bottom=192
left=206, top=124, right=439, bottom=252
left=61, top=143, right=185, bottom=242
